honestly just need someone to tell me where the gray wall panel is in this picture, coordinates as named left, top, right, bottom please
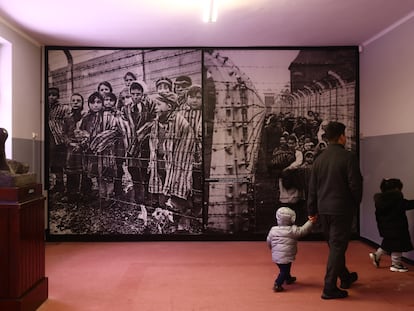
left=12, top=137, right=43, bottom=184
left=360, top=133, right=414, bottom=260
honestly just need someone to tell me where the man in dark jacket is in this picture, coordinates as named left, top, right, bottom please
left=308, top=121, right=363, bottom=300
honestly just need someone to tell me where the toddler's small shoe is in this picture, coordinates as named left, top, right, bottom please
left=390, top=264, right=408, bottom=272
left=285, top=276, right=297, bottom=285
left=369, top=253, right=380, bottom=268
left=273, top=285, right=284, bottom=292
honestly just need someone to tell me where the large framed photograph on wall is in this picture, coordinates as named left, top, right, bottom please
left=45, top=46, right=359, bottom=240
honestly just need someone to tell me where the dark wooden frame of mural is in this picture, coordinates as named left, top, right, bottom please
left=44, top=46, right=359, bottom=242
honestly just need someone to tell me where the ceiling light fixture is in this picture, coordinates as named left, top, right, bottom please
left=203, top=0, right=218, bottom=23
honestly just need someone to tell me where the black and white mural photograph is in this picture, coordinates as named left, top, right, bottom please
left=46, top=47, right=358, bottom=239
left=203, top=48, right=358, bottom=237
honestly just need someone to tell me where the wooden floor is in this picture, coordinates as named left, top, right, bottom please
left=37, top=240, right=414, bottom=311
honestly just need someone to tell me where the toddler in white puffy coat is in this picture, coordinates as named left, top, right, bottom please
left=266, top=206, right=314, bottom=292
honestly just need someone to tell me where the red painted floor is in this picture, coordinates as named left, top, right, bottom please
left=37, top=240, right=414, bottom=311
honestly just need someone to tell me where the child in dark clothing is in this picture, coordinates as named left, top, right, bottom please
left=369, top=178, right=414, bottom=272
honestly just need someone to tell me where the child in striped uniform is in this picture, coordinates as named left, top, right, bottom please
left=149, top=92, right=194, bottom=232
left=48, top=87, right=70, bottom=193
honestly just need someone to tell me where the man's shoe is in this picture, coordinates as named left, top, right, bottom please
left=285, top=276, right=297, bottom=285
left=390, top=264, right=408, bottom=272
left=369, top=253, right=380, bottom=268
left=321, top=288, right=348, bottom=300
left=273, top=285, right=284, bottom=292
left=340, top=272, right=358, bottom=289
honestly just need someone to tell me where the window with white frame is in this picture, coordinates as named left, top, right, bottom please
left=0, top=37, right=12, bottom=158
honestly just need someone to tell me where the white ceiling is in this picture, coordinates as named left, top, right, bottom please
left=1, top=0, right=414, bottom=47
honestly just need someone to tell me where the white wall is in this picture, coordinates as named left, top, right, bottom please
left=360, top=17, right=414, bottom=137
left=360, top=16, right=414, bottom=260
left=0, top=19, right=43, bottom=178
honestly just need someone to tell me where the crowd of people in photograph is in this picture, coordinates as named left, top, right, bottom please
left=47, top=72, right=203, bottom=233
left=263, top=110, right=329, bottom=225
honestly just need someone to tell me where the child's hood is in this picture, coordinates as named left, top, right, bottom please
left=276, top=207, right=296, bottom=226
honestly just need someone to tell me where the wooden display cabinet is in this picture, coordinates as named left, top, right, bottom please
left=0, top=184, right=48, bottom=311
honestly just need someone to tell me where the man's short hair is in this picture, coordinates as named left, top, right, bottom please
left=325, top=121, right=345, bottom=142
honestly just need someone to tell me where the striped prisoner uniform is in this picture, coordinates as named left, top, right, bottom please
left=120, top=95, right=155, bottom=167
left=48, top=102, right=70, bottom=179
left=182, top=107, right=202, bottom=165
left=148, top=111, right=194, bottom=200
left=49, top=102, right=70, bottom=145
left=119, top=95, right=156, bottom=204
